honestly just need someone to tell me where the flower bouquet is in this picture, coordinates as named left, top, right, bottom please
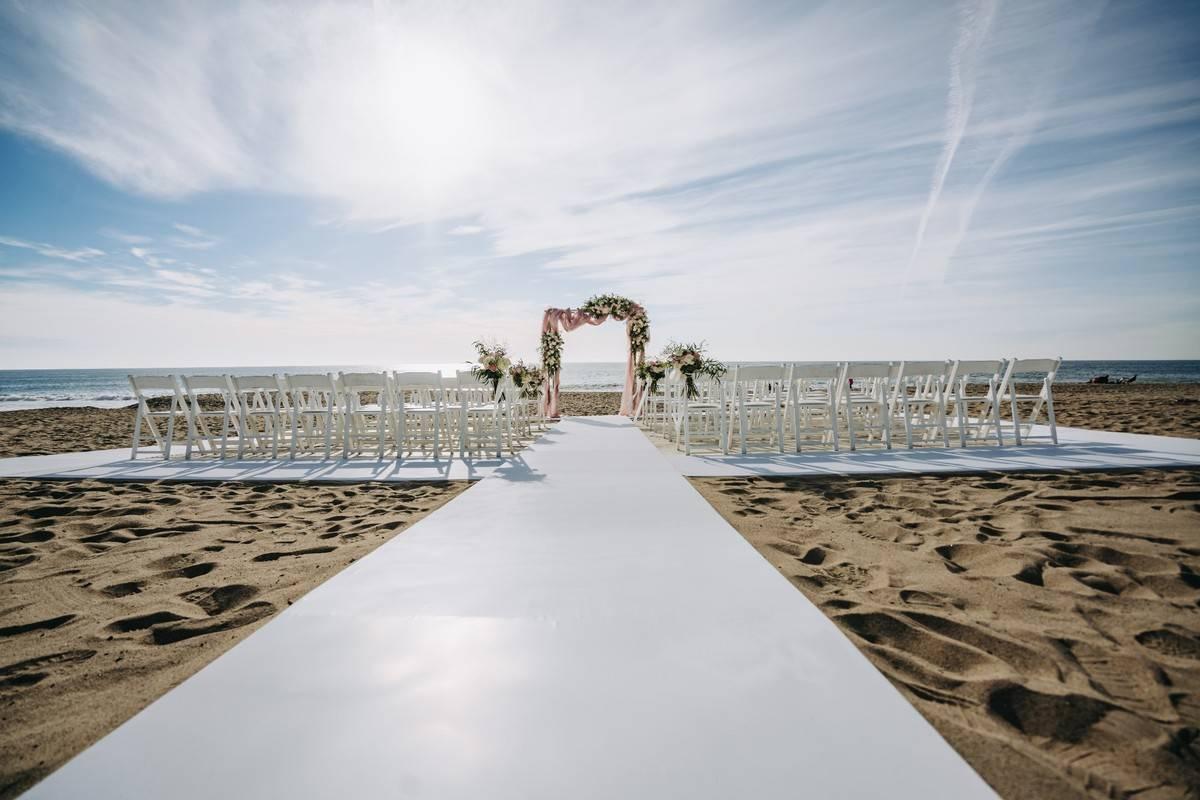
left=662, top=341, right=726, bottom=399
left=539, top=329, right=564, bottom=375
left=509, top=360, right=546, bottom=401
left=470, top=340, right=511, bottom=396
left=636, top=358, right=670, bottom=395
left=579, top=293, right=650, bottom=357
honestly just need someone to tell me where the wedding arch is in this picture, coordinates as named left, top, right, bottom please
left=539, top=294, right=649, bottom=418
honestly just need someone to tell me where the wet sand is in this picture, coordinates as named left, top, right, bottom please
left=0, top=479, right=468, bottom=799
left=693, top=468, right=1200, bottom=799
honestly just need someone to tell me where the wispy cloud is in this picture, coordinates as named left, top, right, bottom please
left=0, top=0, right=1196, bottom=364
left=0, top=235, right=104, bottom=262
left=99, top=228, right=152, bottom=245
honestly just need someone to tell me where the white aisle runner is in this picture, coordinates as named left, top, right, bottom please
left=29, top=416, right=992, bottom=799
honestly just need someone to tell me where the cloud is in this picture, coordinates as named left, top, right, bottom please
left=0, top=0, right=1197, bottom=364
left=167, top=222, right=219, bottom=250
left=0, top=235, right=104, bottom=262
left=99, top=228, right=152, bottom=245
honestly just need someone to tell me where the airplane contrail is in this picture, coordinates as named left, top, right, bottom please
left=906, top=0, right=999, bottom=278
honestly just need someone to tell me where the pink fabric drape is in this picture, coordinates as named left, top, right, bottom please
left=542, top=307, right=640, bottom=418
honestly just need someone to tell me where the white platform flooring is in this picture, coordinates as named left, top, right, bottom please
left=2, top=424, right=1196, bottom=486
left=668, top=424, right=1200, bottom=477
left=26, top=416, right=992, bottom=799
left=0, top=446, right=506, bottom=482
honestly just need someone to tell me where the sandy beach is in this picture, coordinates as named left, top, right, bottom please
left=0, top=478, right=466, bottom=799
left=1, top=384, right=1198, bottom=798
left=694, top=468, right=1200, bottom=799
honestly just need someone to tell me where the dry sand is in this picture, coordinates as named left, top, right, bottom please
left=0, top=478, right=468, bottom=799
left=693, top=468, right=1200, bottom=800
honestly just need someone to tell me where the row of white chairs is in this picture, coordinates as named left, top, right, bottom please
left=636, top=358, right=1060, bottom=456
left=129, top=370, right=545, bottom=460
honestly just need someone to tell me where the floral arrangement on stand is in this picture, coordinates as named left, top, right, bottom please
left=635, top=358, right=671, bottom=395
left=662, top=341, right=727, bottom=399
left=469, top=340, right=511, bottom=396
left=509, top=360, right=546, bottom=401
left=578, top=294, right=650, bottom=359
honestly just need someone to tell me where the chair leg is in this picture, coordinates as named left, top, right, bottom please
left=131, top=405, right=144, bottom=459
left=323, top=410, right=333, bottom=459
left=846, top=401, right=856, bottom=451
left=903, top=400, right=914, bottom=449
left=1010, top=395, right=1022, bottom=446
left=774, top=405, right=784, bottom=454
left=1045, top=390, right=1058, bottom=445
left=165, top=409, right=176, bottom=460
left=738, top=399, right=747, bottom=455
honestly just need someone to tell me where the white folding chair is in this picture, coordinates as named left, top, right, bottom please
left=840, top=362, right=893, bottom=450
left=285, top=373, right=340, bottom=459
left=128, top=375, right=186, bottom=459
left=998, top=357, right=1061, bottom=445
left=339, top=372, right=391, bottom=458
left=672, top=375, right=727, bottom=455
left=786, top=362, right=841, bottom=452
left=231, top=375, right=287, bottom=459
left=392, top=371, right=445, bottom=459
left=456, top=370, right=507, bottom=458
left=181, top=375, right=240, bottom=459
left=724, top=364, right=785, bottom=454
left=947, top=360, right=1006, bottom=447
left=892, top=360, right=951, bottom=449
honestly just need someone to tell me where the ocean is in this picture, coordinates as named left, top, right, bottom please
left=0, top=361, right=1196, bottom=411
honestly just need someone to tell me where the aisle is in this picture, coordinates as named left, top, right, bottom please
left=28, top=416, right=992, bottom=799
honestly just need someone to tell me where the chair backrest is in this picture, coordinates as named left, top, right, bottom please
left=1007, top=358, right=1061, bottom=378
left=339, top=371, right=388, bottom=391
left=285, top=373, right=338, bottom=412
left=393, top=371, right=444, bottom=407
left=843, top=362, right=892, bottom=380
left=730, top=364, right=784, bottom=382
left=953, top=360, right=1006, bottom=381
left=895, top=360, right=948, bottom=380
left=182, top=375, right=237, bottom=412
left=129, top=374, right=179, bottom=393
left=183, top=375, right=232, bottom=393
left=394, top=371, right=443, bottom=387
left=233, top=374, right=284, bottom=392
left=286, top=373, right=337, bottom=391
left=788, top=362, right=841, bottom=381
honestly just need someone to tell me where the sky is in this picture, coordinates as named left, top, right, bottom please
left=0, top=0, right=1197, bottom=369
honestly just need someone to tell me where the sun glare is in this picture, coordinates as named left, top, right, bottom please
left=381, top=45, right=491, bottom=191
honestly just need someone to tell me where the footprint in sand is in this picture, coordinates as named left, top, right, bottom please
left=1136, top=628, right=1200, bottom=661
left=100, top=580, right=145, bottom=597
left=150, top=602, right=276, bottom=645
left=252, top=546, right=337, bottom=562
left=182, top=584, right=260, bottom=616
left=0, top=614, right=76, bottom=637
left=0, top=649, right=96, bottom=690
left=986, top=684, right=1112, bottom=744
